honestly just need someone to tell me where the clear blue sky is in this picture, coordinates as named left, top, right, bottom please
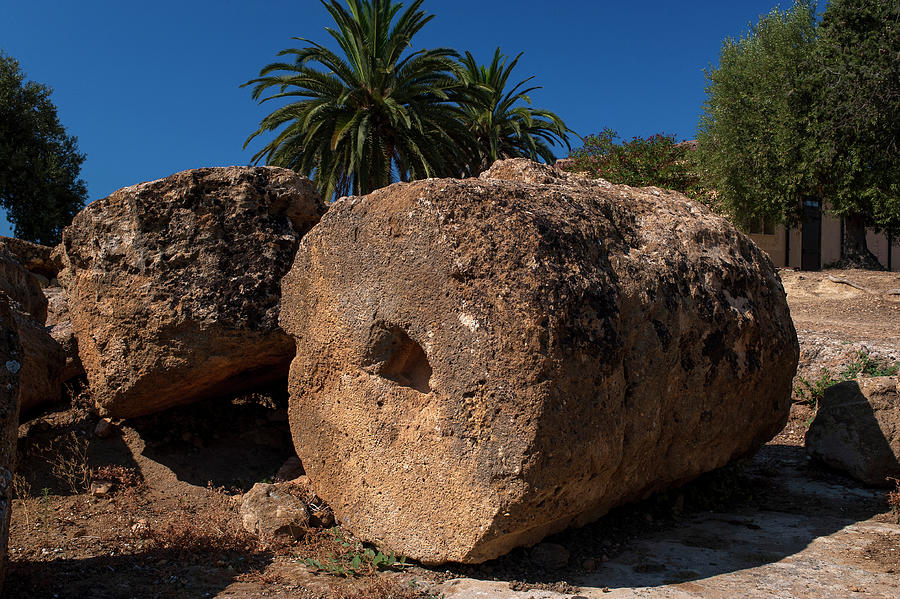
left=0, top=0, right=827, bottom=239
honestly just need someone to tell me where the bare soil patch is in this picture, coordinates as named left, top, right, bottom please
left=5, top=268, right=899, bottom=598
left=780, top=268, right=900, bottom=342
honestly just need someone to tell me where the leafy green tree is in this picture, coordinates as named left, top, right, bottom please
left=811, top=0, right=899, bottom=267
left=244, top=0, right=473, bottom=200
left=455, top=48, right=570, bottom=175
left=563, top=128, right=703, bottom=199
left=698, top=0, right=900, bottom=268
left=696, top=1, right=819, bottom=235
left=0, top=51, right=87, bottom=244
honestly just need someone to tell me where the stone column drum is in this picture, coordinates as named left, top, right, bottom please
left=280, top=159, right=799, bottom=564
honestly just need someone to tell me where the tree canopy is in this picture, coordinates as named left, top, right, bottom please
left=454, top=48, right=570, bottom=175
left=696, top=2, right=819, bottom=231
left=243, top=0, right=474, bottom=200
left=812, top=0, right=900, bottom=263
left=0, top=51, right=87, bottom=245
left=244, top=0, right=570, bottom=199
left=696, top=0, right=899, bottom=267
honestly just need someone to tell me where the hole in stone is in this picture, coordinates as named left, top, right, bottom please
left=365, top=324, right=432, bottom=394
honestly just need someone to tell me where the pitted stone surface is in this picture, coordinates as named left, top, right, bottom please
left=0, top=294, right=21, bottom=593
left=280, top=159, right=799, bottom=564
left=58, top=166, right=326, bottom=418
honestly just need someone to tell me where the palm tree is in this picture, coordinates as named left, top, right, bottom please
left=455, top=48, right=572, bottom=175
left=243, top=0, right=473, bottom=199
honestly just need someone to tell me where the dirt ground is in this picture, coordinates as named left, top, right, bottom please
left=5, top=269, right=899, bottom=599
left=780, top=268, right=900, bottom=342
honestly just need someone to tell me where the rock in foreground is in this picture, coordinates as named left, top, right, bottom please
left=280, top=159, right=799, bottom=564
left=0, top=248, right=64, bottom=413
left=13, top=311, right=64, bottom=414
left=806, top=376, right=900, bottom=486
left=0, top=294, right=22, bottom=594
left=58, top=166, right=326, bottom=418
left=240, top=482, right=310, bottom=541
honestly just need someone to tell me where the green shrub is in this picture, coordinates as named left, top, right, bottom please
left=300, top=527, right=409, bottom=578
left=794, top=350, right=899, bottom=408
left=563, top=128, right=705, bottom=201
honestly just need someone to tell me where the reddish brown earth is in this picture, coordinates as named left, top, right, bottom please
left=5, top=268, right=899, bottom=598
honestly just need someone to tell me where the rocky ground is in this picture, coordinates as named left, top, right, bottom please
left=5, top=268, right=899, bottom=599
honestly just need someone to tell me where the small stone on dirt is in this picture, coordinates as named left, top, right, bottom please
left=275, top=456, right=303, bottom=481
left=90, top=481, right=113, bottom=496
left=240, top=482, right=310, bottom=540
left=131, top=519, right=148, bottom=535
left=94, top=418, right=114, bottom=438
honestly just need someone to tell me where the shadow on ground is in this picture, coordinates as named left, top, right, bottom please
left=127, top=387, right=295, bottom=491
left=5, top=547, right=273, bottom=599
left=442, top=443, right=888, bottom=593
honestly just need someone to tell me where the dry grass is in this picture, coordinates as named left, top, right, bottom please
left=91, top=464, right=143, bottom=491
left=329, top=576, right=439, bottom=599
left=11, top=472, right=33, bottom=527
left=888, top=478, right=900, bottom=523
left=36, top=430, right=92, bottom=494
left=134, top=484, right=261, bottom=557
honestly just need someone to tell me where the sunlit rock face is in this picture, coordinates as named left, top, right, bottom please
left=58, top=166, right=326, bottom=418
left=280, top=159, right=798, bottom=564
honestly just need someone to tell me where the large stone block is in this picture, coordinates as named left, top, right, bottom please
left=0, top=250, right=46, bottom=324
left=806, top=376, right=900, bottom=486
left=0, top=294, right=22, bottom=594
left=58, top=166, right=326, bottom=418
left=0, top=236, right=60, bottom=281
left=13, top=311, right=64, bottom=414
left=0, top=248, right=64, bottom=414
left=279, top=159, right=799, bottom=564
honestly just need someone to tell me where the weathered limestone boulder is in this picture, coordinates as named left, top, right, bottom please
left=280, top=159, right=799, bottom=564
left=240, top=482, right=310, bottom=540
left=58, top=166, right=326, bottom=419
left=0, top=294, right=22, bottom=594
left=805, top=377, right=900, bottom=486
left=42, top=286, right=83, bottom=382
left=13, top=311, right=64, bottom=414
left=0, top=249, right=65, bottom=413
left=0, top=250, right=47, bottom=323
left=0, top=236, right=60, bottom=282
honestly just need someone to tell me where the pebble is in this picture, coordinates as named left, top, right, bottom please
left=90, top=481, right=113, bottom=496
left=94, top=418, right=114, bottom=438
left=276, top=456, right=303, bottom=481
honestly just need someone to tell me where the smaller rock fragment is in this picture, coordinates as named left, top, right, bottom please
left=275, top=456, right=303, bottom=481
left=805, top=376, right=900, bottom=486
left=131, top=519, right=149, bottom=535
left=240, top=482, right=310, bottom=540
left=90, top=480, right=113, bottom=496
left=94, top=418, right=114, bottom=439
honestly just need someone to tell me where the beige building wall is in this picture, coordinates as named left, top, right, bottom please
left=821, top=213, right=842, bottom=266
left=749, top=231, right=781, bottom=264
left=748, top=214, right=898, bottom=272
left=788, top=227, right=802, bottom=267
